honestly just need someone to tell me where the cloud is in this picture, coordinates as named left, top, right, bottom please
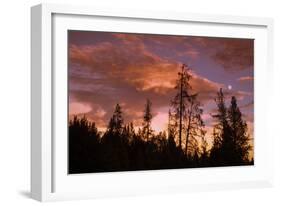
left=69, top=35, right=224, bottom=129
left=215, top=39, right=253, bottom=70
left=108, top=34, right=254, bottom=72
left=68, top=32, right=253, bottom=137
left=69, top=102, right=92, bottom=115
left=240, top=100, right=254, bottom=110
left=151, top=111, right=169, bottom=133
left=113, top=33, right=201, bottom=61
left=177, top=50, right=200, bottom=59
left=189, top=71, right=223, bottom=102
left=237, top=76, right=254, bottom=82
left=69, top=36, right=222, bottom=98
left=193, top=37, right=254, bottom=71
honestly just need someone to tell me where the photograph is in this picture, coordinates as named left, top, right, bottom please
left=68, top=30, right=254, bottom=174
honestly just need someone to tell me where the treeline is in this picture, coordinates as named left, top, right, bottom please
left=69, top=64, right=253, bottom=174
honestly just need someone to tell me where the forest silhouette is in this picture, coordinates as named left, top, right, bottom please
left=69, top=64, right=253, bottom=174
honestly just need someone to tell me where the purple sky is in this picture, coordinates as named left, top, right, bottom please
left=68, top=30, right=254, bottom=147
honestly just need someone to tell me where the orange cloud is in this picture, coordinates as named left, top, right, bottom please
left=69, top=33, right=253, bottom=138
left=237, top=76, right=254, bottom=82
left=69, top=40, right=223, bottom=130
left=69, top=41, right=222, bottom=101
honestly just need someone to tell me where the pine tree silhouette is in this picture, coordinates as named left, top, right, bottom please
left=185, top=94, right=206, bottom=157
left=107, top=103, right=124, bottom=134
left=210, top=89, right=252, bottom=166
left=68, top=115, right=101, bottom=173
left=102, top=103, right=129, bottom=171
left=171, top=64, right=192, bottom=148
left=228, top=96, right=252, bottom=164
left=170, top=64, right=206, bottom=159
left=210, top=88, right=234, bottom=165
left=142, top=99, right=153, bottom=141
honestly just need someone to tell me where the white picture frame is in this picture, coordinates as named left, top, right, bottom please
left=31, top=3, right=274, bottom=202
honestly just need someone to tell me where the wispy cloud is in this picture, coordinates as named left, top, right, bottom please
left=68, top=31, right=254, bottom=139
left=237, top=76, right=254, bottom=82
left=69, top=38, right=224, bottom=128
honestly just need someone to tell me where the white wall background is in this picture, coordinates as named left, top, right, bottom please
left=0, top=0, right=280, bottom=205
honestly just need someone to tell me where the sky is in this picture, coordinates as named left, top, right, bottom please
left=68, top=30, right=254, bottom=149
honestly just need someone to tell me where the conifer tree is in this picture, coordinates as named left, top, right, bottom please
left=108, top=103, right=124, bottom=134
left=185, top=94, right=206, bottom=156
left=210, top=89, right=237, bottom=165
left=171, top=64, right=192, bottom=148
left=142, top=99, right=153, bottom=141
left=171, top=64, right=205, bottom=156
left=228, top=96, right=251, bottom=163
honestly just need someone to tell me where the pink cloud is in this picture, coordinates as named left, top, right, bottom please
left=237, top=76, right=254, bottom=82
left=69, top=33, right=253, bottom=138
left=69, top=102, right=92, bottom=115
left=69, top=40, right=224, bottom=130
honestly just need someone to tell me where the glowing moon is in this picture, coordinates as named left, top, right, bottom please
left=228, top=85, right=232, bottom=90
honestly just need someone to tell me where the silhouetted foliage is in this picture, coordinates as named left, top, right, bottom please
left=228, top=96, right=252, bottom=163
left=69, top=66, right=253, bottom=174
left=209, top=89, right=252, bottom=166
left=184, top=94, right=206, bottom=157
left=170, top=64, right=206, bottom=162
left=69, top=115, right=102, bottom=173
left=171, top=64, right=192, bottom=148
left=142, top=99, right=153, bottom=141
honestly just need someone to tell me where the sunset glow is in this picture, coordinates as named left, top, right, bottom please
left=68, top=31, right=254, bottom=154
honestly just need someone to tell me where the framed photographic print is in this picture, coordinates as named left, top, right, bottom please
left=31, top=3, right=274, bottom=201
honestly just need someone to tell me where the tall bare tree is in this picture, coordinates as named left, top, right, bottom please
left=168, top=109, right=175, bottom=139
left=185, top=94, right=206, bottom=156
left=171, top=64, right=192, bottom=148
left=171, top=64, right=205, bottom=155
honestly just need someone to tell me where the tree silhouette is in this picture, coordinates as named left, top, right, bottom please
left=199, top=136, right=209, bottom=166
left=170, top=64, right=206, bottom=159
left=107, top=103, right=124, bottom=134
left=68, top=115, right=101, bottom=173
left=167, top=109, right=177, bottom=145
left=142, top=99, right=153, bottom=141
left=210, top=88, right=234, bottom=165
left=210, top=89, right=252, bottom=166
left=102, top=103, right=129, bottom=171
left=184, top=94, right=206, bottom=157
left=228, top=96, right=252, bottom=163
left=122, top=122, right=136, bottom=143
left=171, top=64, right=192, bottom=148
left=68, top=68, right=253, bottom=174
